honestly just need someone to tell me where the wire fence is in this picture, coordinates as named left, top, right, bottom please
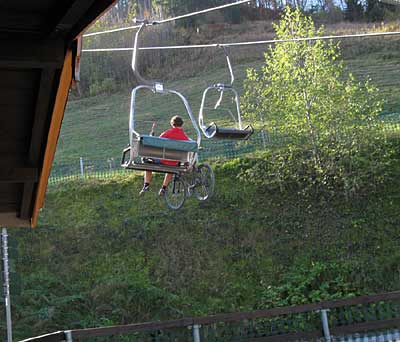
left=49, top=130, right=268, bottom=185
left=49, top=120, right=400, bottom=186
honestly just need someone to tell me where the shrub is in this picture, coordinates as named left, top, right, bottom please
left=241, top=7, right=393, bottom=197
left=89, top=77, right=117, bottom=96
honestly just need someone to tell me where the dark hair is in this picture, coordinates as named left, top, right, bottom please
left=171, top=115, right=184, bottom=127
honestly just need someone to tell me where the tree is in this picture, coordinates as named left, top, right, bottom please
left=242, top=7, right=390, bottom=196
left=344, top=0, right=364, bottom=21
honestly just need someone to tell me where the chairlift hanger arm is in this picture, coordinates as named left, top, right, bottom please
left=219, top=45, right=234, bottom=86
left=131, top=22, right=160, bottom=87
left=214, top=45, right=235, bottom=109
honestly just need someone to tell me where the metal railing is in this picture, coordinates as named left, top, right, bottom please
left=19, top=291, right=400, bottom=342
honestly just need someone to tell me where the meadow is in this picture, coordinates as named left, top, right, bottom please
left=54, top=21, right=400, bottom=169
left=4, top=19, right=400, bottom=341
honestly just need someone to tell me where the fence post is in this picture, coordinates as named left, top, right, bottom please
left=192, top=324, right=201, bottom=342
left=320, top=309, right=331, bottom=342
left=65, top=330, right=73, bottom=342
left=260, top=129, right=268, bottom=150
left=79, top=157, right=84, bottom=180
left=2, top=228, right=13, bottom=342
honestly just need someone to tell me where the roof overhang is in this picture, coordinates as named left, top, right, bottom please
left=0, top=0, right=118, bottom=227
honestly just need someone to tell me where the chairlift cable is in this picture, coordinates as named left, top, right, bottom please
left=83, top=0, right=252, bottom=37
left=82, top=30, right=400, bottom=53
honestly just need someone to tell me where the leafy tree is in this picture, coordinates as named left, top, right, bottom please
left=344, top=0, right=364, bottom=21
left=365, top=0, right=397, bottom=21
left=242, top=7, right=391, bottom=196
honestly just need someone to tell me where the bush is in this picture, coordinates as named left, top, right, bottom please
left=241, top=7, right=393, bottom=197
left=89, top=77, right=117, bottom=96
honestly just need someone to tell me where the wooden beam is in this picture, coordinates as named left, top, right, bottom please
left=0, top=168, right=38, bottom=183
left=20, top=183, right=35, bottom=220
left=331, top=317, right=400, bottom=336
left=0, top=213, right=31, bottom=228
left=29, top=69, right=57, bottom=165
left=0, top=39, right=64, bottom=69
left=32, top=50, right=73, bottom=228
left=68, top=0, right=118, bottom=40
left=16, top=331, right=65, bottom=342
left=47, top=0, right=97, bottom=38
left=0, top=9, right=44, bottom=36
left=20, top=69, right=56, bottom=220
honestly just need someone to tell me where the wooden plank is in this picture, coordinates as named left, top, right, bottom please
left=0, top=141, right=28, bottom=154
left=246, top=330, right=323, bottom=342
left=18, top=331, right=65, bottom=342
left=331, top=317, right=400, bottom=336
left=0, top=0, right=55, bottom=12
left=0, top=69, right=39, bottom=89
left=0, top=212, right=30, bottom=228
left=32, top=50, right=73, bottom=227
left=20, top=182, right=36, bottom=220
left=71, top=318, right=194, bottom=339
left=194, top=303, right=323, bottom=325
left=194, top=291, right=400, bottom=325
left=20, top=69, right=56, bottom=220
left=0, top=118, right=33, bottom=139
left=0, top=105, right=35, bottom=116
left=320, top=292, right=400, bottom=309
left=0, top=168, right=38, bottom=183
left=68, top=0, right=118, bottom=40
left=0, top=39, right=64, bottom=69
left=46, top=0, right=97, bottom=38
left=0, top=183, right=19, bottom=214
left=69, top=291, right=400, bottom=340
left=0, top=89, right=36, bottom=105
left=0, top=9, right=44, bottom=36
left=29, top=69, right=57, bottom=165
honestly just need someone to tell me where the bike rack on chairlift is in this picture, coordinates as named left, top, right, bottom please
left=198, top=45, right=253, bottom=140
left=121, top=21, right=202, bottom=174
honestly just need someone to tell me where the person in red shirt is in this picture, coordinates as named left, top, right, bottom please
left=140, top=115, right=191, bottom=196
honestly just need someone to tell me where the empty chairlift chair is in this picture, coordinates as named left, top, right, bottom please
left=198, top=46, right=253, bottom=140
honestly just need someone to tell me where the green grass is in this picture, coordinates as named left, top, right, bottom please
left=56, top=60, right=259, bottom=166
left=56, top=35, right=400, bottom=168
left=8, top=35, right=400, bottom=341
left=8, top=21, right=400, bottom=341
left=8, top=152, right=400, bottom=340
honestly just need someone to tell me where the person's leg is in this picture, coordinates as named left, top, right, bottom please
left=159, top=173, right=173, bottom=196
left=140, top=171, right=152, bottom=195
left=144, top=171, right=152, bottom=185
left=163, top=173, right=173, bottom=187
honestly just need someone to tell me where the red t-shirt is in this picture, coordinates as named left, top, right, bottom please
left=159, top=127, right=190, bottom=165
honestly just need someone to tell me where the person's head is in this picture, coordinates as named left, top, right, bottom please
left=170, top=115, right=184, bottom=127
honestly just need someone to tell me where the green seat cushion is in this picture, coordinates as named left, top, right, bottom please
left=140, top=135, right=198, bottom=152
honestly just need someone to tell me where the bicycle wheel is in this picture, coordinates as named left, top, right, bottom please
left=193, top=163, right=215, bottom=201
left=165, top=175, right=186, bottom=210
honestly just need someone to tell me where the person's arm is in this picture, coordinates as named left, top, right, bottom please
left=149, top=122, right=156, bottom=136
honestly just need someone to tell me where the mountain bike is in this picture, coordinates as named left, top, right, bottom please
left=164, top=162, right=214, bottom=210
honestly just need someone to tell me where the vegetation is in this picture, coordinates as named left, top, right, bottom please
left=7, top=142, right=400, bottom=339
left=3, top=4, right=400, bottom=341
left=242, top=8, right=393, bottom=197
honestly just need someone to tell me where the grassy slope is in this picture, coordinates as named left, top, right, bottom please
left=55, top=24, right=400, bottom=166
left=8, top=21, right=400, bottom=340
left=9, top=151, right=400, bottom=339
left=56, top=60, right=259, bottom=165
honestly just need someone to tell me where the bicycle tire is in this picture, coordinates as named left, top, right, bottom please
left=165, top=176, right=186, bottom=210
left=193, top=163, right=215, bottom=201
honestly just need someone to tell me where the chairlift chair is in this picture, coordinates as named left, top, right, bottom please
left=121, top=21, right=202, bottom=174
left=198, top=46, right=253, bottom=140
